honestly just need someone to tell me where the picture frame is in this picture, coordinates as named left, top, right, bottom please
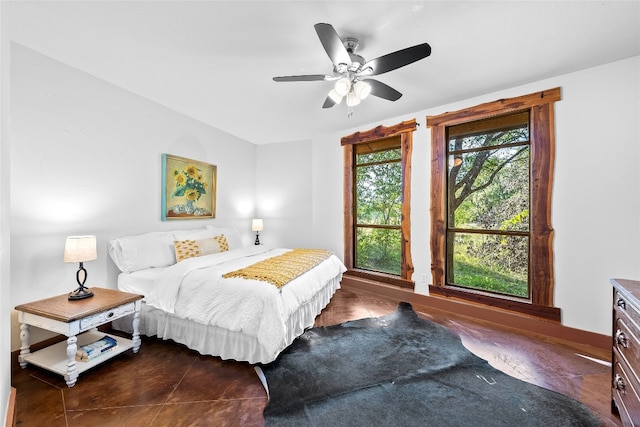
left=162, top=153, right=217, bottom=220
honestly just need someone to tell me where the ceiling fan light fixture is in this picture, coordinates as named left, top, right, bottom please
left=353, top=81, right=371, bottom=100
left=273, top=23, right=431, bottom=116
left=346, top=91, right=361, bottom=107
left=327, top=89, right=343, bottom=104
left=334, top=77, right=351, bottom=97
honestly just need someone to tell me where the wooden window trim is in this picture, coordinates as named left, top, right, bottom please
left=342, top=119, right=416, bottom=286
left=427, top=88, right=561, bottom=321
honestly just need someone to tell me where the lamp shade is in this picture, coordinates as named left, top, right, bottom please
left=346, top=91, right=361, bottom=107
left=64, top=235, right=97, bottom=263
left=334, top=77, right=351, bottom=97
left=251, top=219, right=264, bottom=232
left=353, top=81, right=371, bottom=100
left=327, top=89, right=344, bottom=105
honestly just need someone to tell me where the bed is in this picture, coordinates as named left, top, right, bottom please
left=108, top=226, right=346, bottom=364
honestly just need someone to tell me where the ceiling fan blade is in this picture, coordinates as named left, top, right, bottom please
left=314, top=23, right=351, bottom=67
left=363, top=79, right=403, bottom=101
left=273, top=74, right=328, bottom=82
left=363, top=43, right=431, bottom=76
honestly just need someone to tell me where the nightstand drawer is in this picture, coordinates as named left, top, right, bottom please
left=79, top=302, right=136, bottom=331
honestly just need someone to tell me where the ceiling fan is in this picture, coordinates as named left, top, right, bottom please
left=273, top=23, right=431, bottom=115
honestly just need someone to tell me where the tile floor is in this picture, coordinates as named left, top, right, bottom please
left=12, top=286, right=622, bottom=426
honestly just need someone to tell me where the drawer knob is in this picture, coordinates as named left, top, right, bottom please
left=613, top=374, right=626, bottom=393
left=108, top=312, right=114, bottom=318
left=616, top=298, right=626, bottom=310
left=615, top=329, right=629, bottom=348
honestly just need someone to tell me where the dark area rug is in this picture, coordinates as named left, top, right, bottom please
left=258, top=302, right=600, bottom=426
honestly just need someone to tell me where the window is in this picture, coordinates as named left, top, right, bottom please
left=447, top=111, right=531, bottom=298
left=355, top=136, right=403, bottom=275
left=427, top=89, right=561, bottom=321
left=342, top=120, right=416, bottom=288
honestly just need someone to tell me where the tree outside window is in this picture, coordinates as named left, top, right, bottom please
left=447, top=111, right=530, bottom=298
left=355, top=138, right=403, bottom=275
left=427, top=89, right=561, bottom=321
left=342, top=120, right=416, bottom=288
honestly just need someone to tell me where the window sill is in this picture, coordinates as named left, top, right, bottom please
left=344, top=269, right=414, bottom=289
left=428, top=285, right=561, bottom=322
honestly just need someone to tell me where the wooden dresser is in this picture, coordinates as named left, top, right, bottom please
left=612, top=278, right=640, bottom=425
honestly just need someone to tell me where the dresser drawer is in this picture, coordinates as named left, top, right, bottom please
left=616, top=290, right=640, bottom=331
left=613, top=352, right=640, bottom=426
left=79, top=302, right=136, bottom=331
left=612, top=280, right=640, bottom=425
left=615, top=315, right=640, bottom=381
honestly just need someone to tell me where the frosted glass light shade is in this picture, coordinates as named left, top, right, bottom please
left=64, top=235, right=97, bottom=263
left=328, top=89, right=343, bottom=104
left=251, top=219, right=264, bottom=232
left=334, top=77, right=352, bottom=97
left=346, top=91, right=361, bottom=107
left=353, top=81, right=371, bottom=100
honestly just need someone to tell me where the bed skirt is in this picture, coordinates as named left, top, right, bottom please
left=112, top=274, right=342, bottom=364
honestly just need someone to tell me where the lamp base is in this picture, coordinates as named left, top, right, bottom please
left=68, top=286, right=94, bottom=300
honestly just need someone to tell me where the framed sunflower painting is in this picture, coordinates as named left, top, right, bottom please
left=161, top=153, right=217, bottom=220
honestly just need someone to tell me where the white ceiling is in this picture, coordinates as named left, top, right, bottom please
left=6, top=1, right=640, bottom=145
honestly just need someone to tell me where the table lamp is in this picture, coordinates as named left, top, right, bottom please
left=252, top=219, right=263, bottom=245
left=64, top=235, right=97, bottom=300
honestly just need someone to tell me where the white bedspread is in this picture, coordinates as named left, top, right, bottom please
left=144, top=246, right=346, bottom=357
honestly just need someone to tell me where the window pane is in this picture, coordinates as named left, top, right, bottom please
left=355, top=137, right=401, bottom=165
left=356, top=148, right=401, bottom=165
left=356, top=227, right=401, bottom=275
left=448, top=131, right=527, bottom=152
left=356, top=162, right=402, bottom=225
left=447, top=232, right=529, bottom=298
left=448, top=146, right=529, bottom=231
left=447, top=111, right=529, bottom=152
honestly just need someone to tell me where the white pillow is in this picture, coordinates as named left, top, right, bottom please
left=172, top=227, right=216, bottom=241
left=108, top=227, right=243, bottom=273
left=108, top=231, right=176, bottom=273
left=208, top=226, right=243, bottom=249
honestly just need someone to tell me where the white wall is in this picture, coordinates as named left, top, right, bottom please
left=308, top=56, right=640, bottom=336
left=310, top=132, right=346, bottom=257
left=255, top=140, right=313, bottom=248
left=1, top=3, right=12, bottom=424
left=9, top=44, right=258, bottom=349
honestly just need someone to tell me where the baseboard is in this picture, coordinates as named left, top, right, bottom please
left=5, top=387, right=16, bottom=427
left=341, top=276, right=611, bottom=360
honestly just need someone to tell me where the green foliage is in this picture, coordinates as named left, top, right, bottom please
left=356, top=148, right=401, bottom=164
left=356, top=161, right=402, bottom=225
left=447, top=124, right=531, bottom=297
left=452, top=250, right=528, bottom=297
left=356, top=227, right=401, bottom=275
left=355, top=149, right=403, bottom=275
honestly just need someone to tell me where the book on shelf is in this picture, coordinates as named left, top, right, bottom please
left=76, top=335, right=118, bottom=362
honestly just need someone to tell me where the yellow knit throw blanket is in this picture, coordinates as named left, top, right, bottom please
left=222, top=249, right=333, bottom=289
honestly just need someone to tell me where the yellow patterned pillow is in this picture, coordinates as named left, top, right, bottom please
left=174, top=235, right=229, bottom=262
left=213, top=235, right=230, bottom=252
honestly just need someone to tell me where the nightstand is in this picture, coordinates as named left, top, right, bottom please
left=15, top=287, right=143, bottom=387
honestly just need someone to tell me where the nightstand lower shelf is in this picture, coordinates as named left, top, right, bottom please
left=22, top=330, right=133, bottom=378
